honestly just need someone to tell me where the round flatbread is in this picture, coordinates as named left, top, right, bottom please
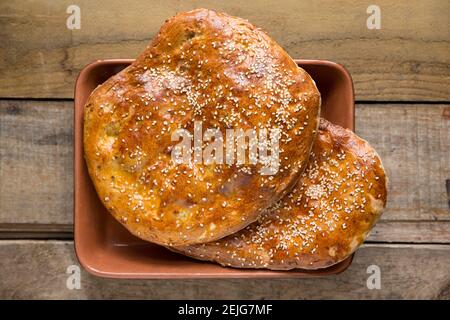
left=84, top=9, right=320, bottom=246
left=174, top=119, right=387, bottom=269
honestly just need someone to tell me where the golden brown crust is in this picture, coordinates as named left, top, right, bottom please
left=173, top=119, right=388, bottom=269
left=83, top=9, right=320, bottom=246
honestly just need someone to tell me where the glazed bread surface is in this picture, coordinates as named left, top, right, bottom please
left=174, top=119, right=387, bottom=269
left=83, top=9, right=321, bottom=246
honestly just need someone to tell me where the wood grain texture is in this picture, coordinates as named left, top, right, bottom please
left=367, top=221, right=450, bottom=243
left=1, top=100, right=449, bottom=245
left=0, top=0, right=449, bottom=100
left=357, top=104, right=450, bottom=221
left=0, top=241, right=448, bottom=299
left=1, top=0, right=448, bottom=301
left=1, top=100, right=449, bottom=231
left=0, top=100, right=73, bottom=225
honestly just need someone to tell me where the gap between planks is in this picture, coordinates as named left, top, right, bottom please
left=1, top=221, right=450, bottom=244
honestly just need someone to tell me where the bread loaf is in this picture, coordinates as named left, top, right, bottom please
left=83, top=9, right=321, bottom=246
left=173, top=119, right=387, bottom=269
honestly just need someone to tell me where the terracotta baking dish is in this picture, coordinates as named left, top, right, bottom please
left=74, top=59, right=355, bottom=279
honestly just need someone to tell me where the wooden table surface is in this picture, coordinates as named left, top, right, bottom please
left=0, top=0, right=449, bottom=299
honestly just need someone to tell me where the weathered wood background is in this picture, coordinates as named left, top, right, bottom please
left=0, top=0, right=449, bottom=299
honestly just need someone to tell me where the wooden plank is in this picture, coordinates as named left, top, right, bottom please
left=1, top=101, right=449, bottom=233
left=1, top=102, right=449, bottom=241
left=0, top=0, right=449, bottom=100
left=0, top=241, right=448, bottom=299
left=367, top=221, right=450, bottom=243
left=357, top=104, right=450, bottom=221
left=0, top=100, right=73, bottom=225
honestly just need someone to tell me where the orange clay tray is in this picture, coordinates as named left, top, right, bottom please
left=74, top=59, right=355, bottom=279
